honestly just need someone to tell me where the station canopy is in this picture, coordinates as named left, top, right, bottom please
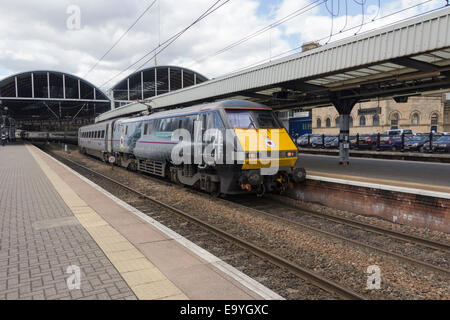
left=0, top=70, right=110, bottom=130
left=110, top=65, right=208, bottom=108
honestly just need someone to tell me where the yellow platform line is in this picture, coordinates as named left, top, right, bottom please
left=26, top=145, right=187, bottom=300
left=307, top=170, right=450, bottom=194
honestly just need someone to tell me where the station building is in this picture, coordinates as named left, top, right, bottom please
left=310, top=93, right=450, bottom=135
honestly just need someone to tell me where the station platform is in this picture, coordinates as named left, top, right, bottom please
left=0, top=143, right=281, bottom=300
left=298, top=153, right=450, bottom=196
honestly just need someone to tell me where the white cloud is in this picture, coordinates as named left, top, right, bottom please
left=0, top=0, right=445, bottom=92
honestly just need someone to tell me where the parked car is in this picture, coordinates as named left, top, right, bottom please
left=421, top=134, right=444, bottom=153
left=432, top=135, right=450, bottom=153
left=324, top=136, right=339, bottom=148
left=310, top=135, right=326, bottom=148
left=296, top=134, right=321, bottom=147
left=378, top=136, right=403, bottom=151
left=350, top=135, right=377, bottom=150
left=403, top=135, right=430, bottom=152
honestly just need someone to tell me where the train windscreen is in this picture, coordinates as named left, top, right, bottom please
left=226, top=110, right=282, bottom=129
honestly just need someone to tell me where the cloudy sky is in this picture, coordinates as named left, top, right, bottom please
left=0, top=0, right=445, bottom=92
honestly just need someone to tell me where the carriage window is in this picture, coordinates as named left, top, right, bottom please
left=148, top=121, right=154, bottom=134
left=206, top=112, right=224, bottom=130
left=160, top=119, right=169, bottom=132
left=152, top=120, right=159, bottom=133
left=101, top=131, right=105, bottom=138
left=125, top=126, right=128, bottom=135
left=182, top=116, right=195, bottom=134
left=144, top=123, right=148, bottom=135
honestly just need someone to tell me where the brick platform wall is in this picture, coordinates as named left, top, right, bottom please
left=290, top=180, right=450, bottom=233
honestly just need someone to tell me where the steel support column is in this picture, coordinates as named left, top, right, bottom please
left=331, top=94, right=358, bottom=165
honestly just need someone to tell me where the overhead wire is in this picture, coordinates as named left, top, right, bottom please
left=98, top=0, right=230, bottom=89
left=83, top=0, right=158, bottom=79
left=188, top=0, right=325, bottom=68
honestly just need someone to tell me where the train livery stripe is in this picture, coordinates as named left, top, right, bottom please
left=138, top=141, right=178, bottom=145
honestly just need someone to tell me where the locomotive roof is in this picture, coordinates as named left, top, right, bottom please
left=118, top=99, right=272, bottom=124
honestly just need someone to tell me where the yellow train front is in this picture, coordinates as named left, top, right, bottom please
left=218, top=101, right=306, bottom=194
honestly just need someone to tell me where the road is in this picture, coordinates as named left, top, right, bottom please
left=298, top=154, right=450, bottom=189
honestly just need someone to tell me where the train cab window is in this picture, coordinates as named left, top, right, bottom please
left=226, top=111, right=253, bottom=128
left=226, top=110, right=281, bottom=129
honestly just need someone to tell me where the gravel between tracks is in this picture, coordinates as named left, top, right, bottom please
left=50, top=145, right=449, bottom=299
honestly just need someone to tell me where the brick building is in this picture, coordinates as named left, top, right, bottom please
left=312, top=94, right=450, bottom=135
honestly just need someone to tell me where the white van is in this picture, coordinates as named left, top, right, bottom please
left=384, top=129, right=413, bottom=136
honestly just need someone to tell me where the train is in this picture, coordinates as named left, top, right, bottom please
left=24, top=131, right=78, bottom=144
left=78, top=99, right=306, bottom=196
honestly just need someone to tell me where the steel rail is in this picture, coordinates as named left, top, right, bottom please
left=266, top=195, right=450, bottom=253
left=225, top=197, right=450, bottom=277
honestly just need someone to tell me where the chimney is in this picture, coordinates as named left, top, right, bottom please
left=301, top=41, right=321, bottom=52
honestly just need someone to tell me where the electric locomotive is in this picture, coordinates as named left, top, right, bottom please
left=79, top=99, right=306, bottom=195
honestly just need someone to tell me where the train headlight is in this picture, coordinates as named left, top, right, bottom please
left=286, top=151, right=296, bottom=157
left=247, top=152, right=257, bottom=159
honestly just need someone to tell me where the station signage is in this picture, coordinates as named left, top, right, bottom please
left=357, top=107, right=381, bottom=115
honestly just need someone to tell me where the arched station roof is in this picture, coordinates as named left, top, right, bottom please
left=111, top=65, right=208, bottom=104
left=0, top=70, right=111, bottom=126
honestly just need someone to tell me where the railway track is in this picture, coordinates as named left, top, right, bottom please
left=226, top=195, right=450, bottom=276
left=40, top=146, right=366, bottom=300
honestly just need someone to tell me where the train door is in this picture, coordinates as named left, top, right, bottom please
left=119, top=124, right=125, bottom=151
left=105, top=123, right=110, bottom=153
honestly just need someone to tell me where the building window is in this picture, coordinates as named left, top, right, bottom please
left=431, top=113, right=438, bottom=132
left=390, top=112, right=399, bottom=129
left=373, top=115, right=379, bottom=126
left=411, top=113, right=419, bottom=125
left=335, top=116, right=340, bottom=127
left=325, top=118, right=331, bottom=127
left=359, top=116, right=366, bottom=126
left=316, top=118, right=321, bottom=128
